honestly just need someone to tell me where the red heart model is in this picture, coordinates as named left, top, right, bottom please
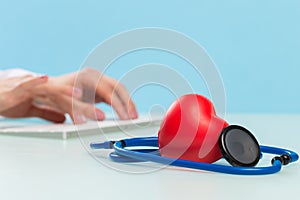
left=158, top=94, right=228, bottom=163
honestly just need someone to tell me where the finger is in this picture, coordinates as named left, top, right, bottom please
left=102, top=76, right=138, bottom=119
left=108, top=92, right=130, bottom=120
left=69, top=68, right=137, bottom=121
left=46, top=92, right=105, bottom=124
left=97, top=82, right=128, bottom=120
left=113, top=82, right=138, bottom=119
left=27, top=105, right=66, bottom=123
left=43, top=92, right=75, bottom=120
left=71, top=99, right=106, bottom=124
left=32, top=97, right=64, bottom=113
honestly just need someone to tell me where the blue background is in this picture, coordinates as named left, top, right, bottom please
left=1, top=0, right=299, bottom=114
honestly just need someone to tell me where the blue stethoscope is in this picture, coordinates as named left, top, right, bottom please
left=90, top=125, right=299, bottom=175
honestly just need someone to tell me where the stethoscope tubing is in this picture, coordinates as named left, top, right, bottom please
left=91, top=137, right=299, bottom=175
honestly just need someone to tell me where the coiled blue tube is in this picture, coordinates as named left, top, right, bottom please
left=90, top=137, right=299, bottom=175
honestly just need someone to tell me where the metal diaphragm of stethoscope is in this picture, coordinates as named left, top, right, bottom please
left=90, top=94, right=299, bottom=175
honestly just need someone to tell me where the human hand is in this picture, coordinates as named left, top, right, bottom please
left=0, top=75, right=79, bottom=123
left=48, top=67, right=138, bottom=123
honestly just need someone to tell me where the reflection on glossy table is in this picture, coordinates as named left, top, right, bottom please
left=0, top=114, right=299, bottom=200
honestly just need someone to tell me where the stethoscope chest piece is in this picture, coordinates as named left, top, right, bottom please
left=218, top=125, right=260, bottom=167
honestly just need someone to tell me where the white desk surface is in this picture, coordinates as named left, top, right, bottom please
left=0, top=114, right=299, bottom=200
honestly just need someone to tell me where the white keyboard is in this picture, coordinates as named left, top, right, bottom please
left=0, top=115, right=163, bottom=139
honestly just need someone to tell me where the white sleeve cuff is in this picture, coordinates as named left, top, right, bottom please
left=0, top=68, right=39, bottom=79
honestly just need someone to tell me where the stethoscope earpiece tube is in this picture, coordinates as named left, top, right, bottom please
left=260, top=145, right=299, bottom=164
left=271, top=154, right=291, bottom=166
